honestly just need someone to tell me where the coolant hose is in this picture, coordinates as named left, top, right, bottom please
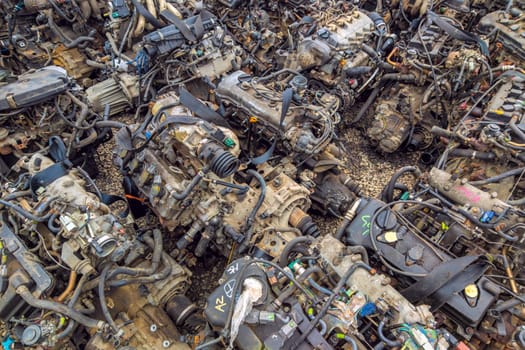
left=494, top=298, right=522, bottom=312
left=2, top=190, right=32, bottom=200
left=507, top=197, right=525, bottom=206
left=98, top=266, right=120, bottom=333
left=95, top=121, right=128, bottom=129
left=346, top=245, right=369, bottom=265
left=279, top=236, right=315, bottom=267
left=0, top=199, right=50, bottom=222
left=56, top=319, right=77, bottom=340
left=334, top=218, right=351, bottom=241
left=382, top=166, right=421, bottom=203
left=381, top=73, right=416, bottom=82
left=108, top=230, right=162, bottom=279
left=108, top=234, right=173, bottom=287
left=47, top=213, right=61, bottom=233
left=469, top=167, right=525, bottom=186
left=342, top=335, right=358, bottom=350
left=377, top=319, right=402, bottom=347
left=16, top=285, right=104, bottom=330
left=64, top=30, right=96, bottom=48
left=509, top=116, right=525, bottom=142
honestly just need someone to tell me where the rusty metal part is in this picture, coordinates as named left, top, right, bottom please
left=55, top=270, right=77, bottom=303
left=503, top=246, right=519, bottom=294
left=52, top=45, right=95, bottom=80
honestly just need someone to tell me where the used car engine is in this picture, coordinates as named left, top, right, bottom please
left=0, top=1, right=522, bottom=349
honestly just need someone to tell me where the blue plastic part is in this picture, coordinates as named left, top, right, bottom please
left=480, top=210, right=495, bottom=223
left=2, top=336, right=14, bottom=350
left=359, top=302, right=376, bottom=317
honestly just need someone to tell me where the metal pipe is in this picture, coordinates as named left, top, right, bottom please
left=56, top=270, right=77, bottom=303
left=502, top=246, right=518, bottom=294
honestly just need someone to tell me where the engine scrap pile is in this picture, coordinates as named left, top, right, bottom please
left=0, top=0, right=524, bottom=349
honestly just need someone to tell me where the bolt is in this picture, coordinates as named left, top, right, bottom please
left=333, top=256, right=343, bottom=266
left=150, top=324, right=157, bottom=332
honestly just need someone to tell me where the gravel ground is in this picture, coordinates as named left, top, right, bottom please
left=341, top=127, right=421, bottom=197
left=91, top=115, right=422, bottom=307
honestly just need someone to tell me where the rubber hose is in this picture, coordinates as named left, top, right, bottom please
left=86, top=59, right=107, bottom=69
left=494, top=298, right=521, bottom=312
left=108, top=230, right=162, bottom=279
left=346, top=245, right=369, bottom=265
left=308, top=278, right=333, bottom=296
left=361, top=43, right=379, bottom=61
left=16, top=285, right=104, bottom=329
left=318, top=319, right=327, bottom=336
left=2, top=190, right=32, bottom=200
left=343, top=335, right=359, bottom=350
left=381, top=73, right=416, bottom=81
left=109, top=234, right=173, bottom=287
left=56, top=319, right=77, bottom=340
left=95, top=121, right=127, bottom=129
left=345, top=66, right=373, bottom=77
left=334, top=218, right=350, bottom=241
left=108, top=252, right=172, bottom=287
left=130, top=0, right=162, bottom=28
left=279, top=236, right=315, bottom=267
left=450, top=148, right=496, bottom=161
left=172, top=172, right=204, bottom=200
left=509, top=116, right=525, bottom=142
left=507, top=197, right=525, bottom=206
left=351, top=85, right=381, bottom=124
left=98, top=265, right=120, bottom=333
left=64, top=33, right=95, bottom=48
left=383, top=166, right=421, bottom=203
left=47, top=213, right=61, bottom=233
left=469, top=167, right=525, bottom=186
left=0, top=199, right=50, bottom=222
left=377, top=319, right=402, bottom=347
